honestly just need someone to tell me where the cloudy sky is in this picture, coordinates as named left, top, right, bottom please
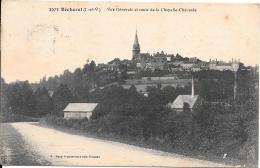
left=2, top=1, right=259, bottom=82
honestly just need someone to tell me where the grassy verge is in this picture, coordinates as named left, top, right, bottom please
left=39, top=115, right=250, bottom=167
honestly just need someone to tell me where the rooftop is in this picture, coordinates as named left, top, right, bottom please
left=64, top=103, right=98, bottom=112
left=170, top=95, right=199, bottom=109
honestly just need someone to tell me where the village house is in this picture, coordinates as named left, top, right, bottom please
left=48, top=90, right=54, bottom=97
left=166, top=56, right=172, bottom=62
left=189, top=57, right=199, bottom=63
left=209, top=59, right=239, bottom=72
left=181, top=63, right=194, bottom=71
left=63, top=103, right=98, bottom=120
left=168, top=78, right=202, bottom=113
left=191, top=64, right=202, bottom=72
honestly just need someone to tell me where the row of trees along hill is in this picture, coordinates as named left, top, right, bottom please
left=85, top=68, right=258, bottom=164
left=41, top=75, right=258, bottom=165
left=0, top=60, right=128, bottom=121
left=1, top=60, right=258, bottom=165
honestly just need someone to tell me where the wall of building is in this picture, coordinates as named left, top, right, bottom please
left=64, top=111, right=92, bottom=120
left=141, top=76, right=177, bottom=80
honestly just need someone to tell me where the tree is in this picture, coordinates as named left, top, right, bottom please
left=1, top=78, right=7, bottom=109
left=183, top=102, right=191, bottom=114
left=34, top=87, right=53, bottom=117
left=162, top=86, right=177, bottom=104
left=83, top=60, right=96, bottom=73
left=120, top=70, right=128, bottom=81
left=5, top=81, right=36, bottom=116
left=52, top=84, right=73, bottom=116
left=82, top=60, right=97, bottom=88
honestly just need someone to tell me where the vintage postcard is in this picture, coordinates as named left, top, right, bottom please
left=1, top=0, right=259, bottom=167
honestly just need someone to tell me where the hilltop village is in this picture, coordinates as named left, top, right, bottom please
left=88, top=30, right=243, bottom=98
left=98, top=30, right=240, bottom=74
left=32, top=30, right=257, bottom=105
left=1, top=30, right=258, bottom=166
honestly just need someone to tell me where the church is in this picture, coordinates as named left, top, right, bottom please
left=132, top=30, right=167, bottom=71
left=132, top=30, right=141, bottom=60
left=168, top=78, right=203, bottom=113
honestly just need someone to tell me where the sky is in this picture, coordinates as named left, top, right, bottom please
left=2, top=1, right=259, bottom=83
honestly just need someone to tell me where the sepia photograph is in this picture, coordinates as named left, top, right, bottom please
left=1, top=1, right=259, bottom=167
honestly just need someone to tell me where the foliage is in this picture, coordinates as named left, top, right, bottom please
left=34, top=87, right=53, bottom=116
left=52, top=84, right=73, bottom=116
left=3, top=81, right=36, bottom=116
left=1, top=61, right=258, bottom=165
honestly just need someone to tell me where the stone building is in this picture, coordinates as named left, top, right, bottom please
left=209, top=59, right=239, bottom=72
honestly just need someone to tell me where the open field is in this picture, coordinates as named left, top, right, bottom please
left=0, top=122, right=238, bottom=167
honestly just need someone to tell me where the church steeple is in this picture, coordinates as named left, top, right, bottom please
left=132, top=29, right=140, bottom=60
left=134, top=29, right=139, bottom=45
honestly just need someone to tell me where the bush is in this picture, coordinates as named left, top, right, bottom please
left=1, top=112, right=40, bottom=123
left=40, top=114, right=90, bottom=131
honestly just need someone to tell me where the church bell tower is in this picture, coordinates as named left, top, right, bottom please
left=132, top=30, right=140, bottom=60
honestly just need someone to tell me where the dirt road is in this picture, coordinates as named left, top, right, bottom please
left=1, top=122, right=236, bottom=167
left=0, top=123, right=50, bottom=165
